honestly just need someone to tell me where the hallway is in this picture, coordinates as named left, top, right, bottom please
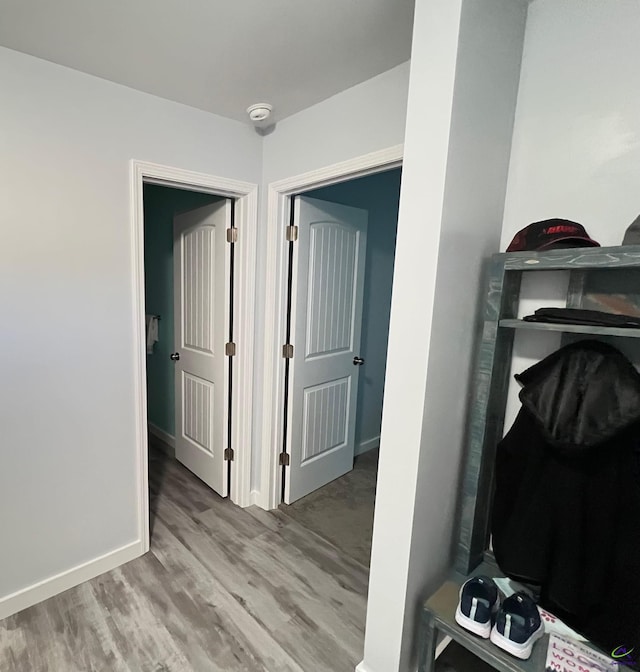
left=0, top=447, right=372, bottom=672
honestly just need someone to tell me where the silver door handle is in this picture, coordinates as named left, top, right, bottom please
left=170, top=352, right=180, bottom=361
left=353, top=356, right=365, bottom=365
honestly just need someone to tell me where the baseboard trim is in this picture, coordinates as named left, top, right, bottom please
left=148, top=423, right=176, bottom=456
left=0, top=539, right=144, bottom=621
left=355, top=435, right=380, bottom=456
left=253, top=488, right=274, bottom=511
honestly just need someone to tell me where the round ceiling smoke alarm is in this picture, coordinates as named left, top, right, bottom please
left=247, top=103, right=272, bottom=123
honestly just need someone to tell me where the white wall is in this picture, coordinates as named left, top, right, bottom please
left=500, top=0, right=640, bottom=435
left=252, top=62, right=411, bottom=491
left=0, top=46, right=261, bottom=615
left=262, top=62, right=410, bottom=185
left=360, top=0, right=527, bottom=670
left=502, top=0, right=640, bottom=249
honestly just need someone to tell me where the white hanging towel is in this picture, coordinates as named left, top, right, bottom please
left=146, top=315, right=159, bottom=354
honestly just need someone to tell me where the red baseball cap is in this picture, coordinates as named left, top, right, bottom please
left=506, top=219, right=600, bottom=252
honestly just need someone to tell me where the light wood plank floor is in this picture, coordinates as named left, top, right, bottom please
left=0, top=448, right=370, bottom=672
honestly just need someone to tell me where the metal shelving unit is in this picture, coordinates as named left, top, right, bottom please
left=418, top=244, right=640, bottom=672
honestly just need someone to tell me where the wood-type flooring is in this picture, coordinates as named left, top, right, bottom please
left=0, top=447, right=371, bottom=672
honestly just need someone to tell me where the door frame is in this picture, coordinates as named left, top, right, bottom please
left=258, top=145, right=403, bottom=511
left=130, top=160, right=258, bottom=551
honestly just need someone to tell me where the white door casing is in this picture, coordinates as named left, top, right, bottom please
left=285, top=196, right=368, bottom=503
left=173, top=200, right=231, bottom=496
left=258, top=146, right=402, bottom=511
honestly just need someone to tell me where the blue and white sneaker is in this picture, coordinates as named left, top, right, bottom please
left=489, top=592, right=544, bottom=659
left=454, top=576, right=499, bottom=638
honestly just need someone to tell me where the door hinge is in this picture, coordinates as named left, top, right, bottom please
left=225, top=341, right=237, bottom=356
left=279, top=452, right=290, bottom=467
left=285, top=225, right=298, bottom=242
left=282, top=343, right=294, bottom=359
left=226, top=227, right=238, bottom=243
left=224, top=448, right=235, bottom=461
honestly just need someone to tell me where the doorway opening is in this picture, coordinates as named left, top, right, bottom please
left=143, top=184, right=236, bottom=537
left=131, top=160, right=257, bottom=550
left=278, top=166, right=402, bottom=567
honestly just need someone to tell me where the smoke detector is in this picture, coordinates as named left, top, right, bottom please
left=247, top=103, right=272, bottom=124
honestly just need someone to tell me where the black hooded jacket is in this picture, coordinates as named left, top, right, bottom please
left=492, top=340, right=640, bottom=658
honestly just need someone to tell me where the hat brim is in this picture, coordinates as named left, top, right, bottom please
left=538, top=236, right=600, bottom=251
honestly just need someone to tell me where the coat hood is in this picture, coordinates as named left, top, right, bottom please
left=516, top=340, right=640, bottom=449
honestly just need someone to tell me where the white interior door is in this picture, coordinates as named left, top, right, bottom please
left=173, top=200, right=231, bottom=496
left=285, top=196, right=368, bottom=504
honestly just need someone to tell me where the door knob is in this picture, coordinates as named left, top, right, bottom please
left=353, top=356, right=365, bottom=365
left=170, top=352, right=180, bottom=361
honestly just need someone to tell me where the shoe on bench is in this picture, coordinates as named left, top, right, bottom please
left=454, top=575, right=499, bottom=639
left=490, top=592, right=544, bottom=660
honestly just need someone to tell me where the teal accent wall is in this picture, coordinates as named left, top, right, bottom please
left=144, top=184, right=223, bottom=436
left=307, top=168, right=401, bottom=450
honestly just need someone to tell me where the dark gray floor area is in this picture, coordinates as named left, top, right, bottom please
left=280, top=449, right=378, bottom=566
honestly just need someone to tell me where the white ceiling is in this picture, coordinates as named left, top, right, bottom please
left=0, top=0, right=415, bottom=123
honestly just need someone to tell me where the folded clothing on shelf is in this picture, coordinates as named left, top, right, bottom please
left=523, top=307, right=640, bottom=328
